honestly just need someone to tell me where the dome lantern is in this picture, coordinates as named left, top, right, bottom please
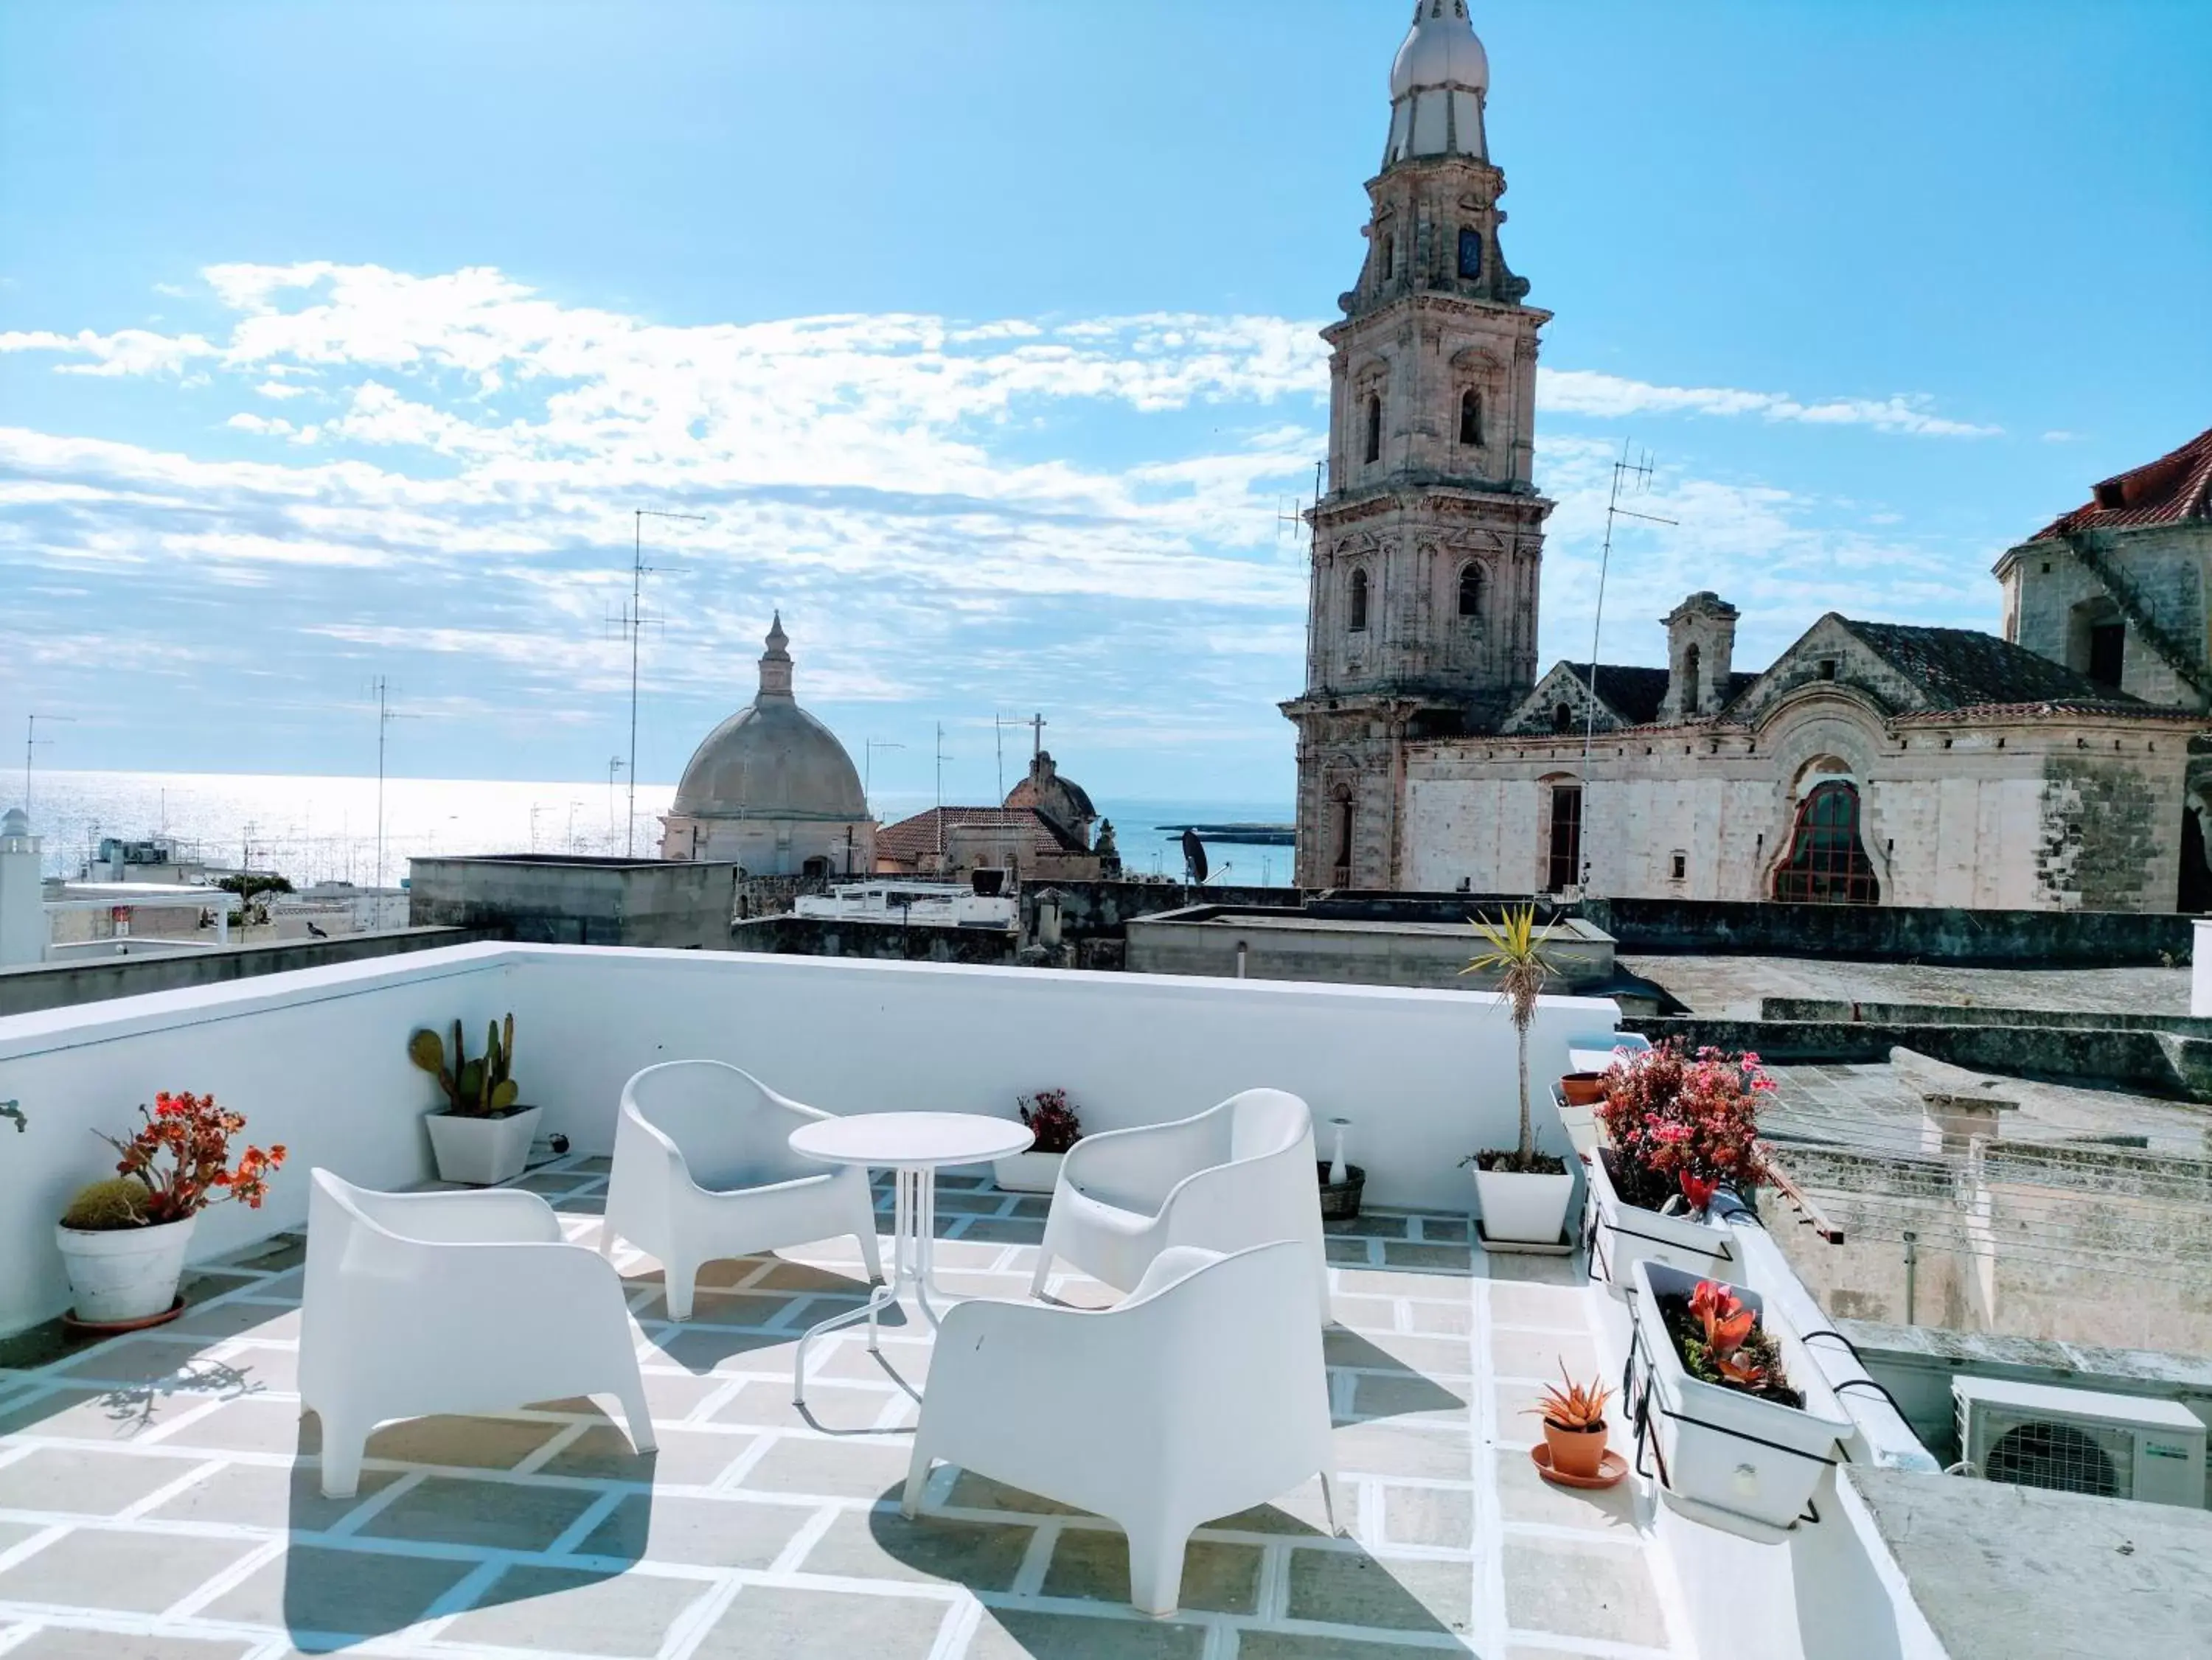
left=1384, top=0, right=1491, bottom=168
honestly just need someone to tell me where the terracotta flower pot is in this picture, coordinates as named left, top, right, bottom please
left=1543, top=1417, right=1608, bottom=1481
left=1559, top=1073, right=1606, bottom=1106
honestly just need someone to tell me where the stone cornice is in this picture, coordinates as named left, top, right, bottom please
left=1324, top=290, right=1552, bottom=344
left=1313, top=481, right=1553, bottom=529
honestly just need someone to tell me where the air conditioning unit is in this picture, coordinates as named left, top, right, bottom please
left=1954, top=1376, right=2206, bottom=1509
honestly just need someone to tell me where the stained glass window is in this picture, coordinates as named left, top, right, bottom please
left=1773, top=781, right=1880, bottom=904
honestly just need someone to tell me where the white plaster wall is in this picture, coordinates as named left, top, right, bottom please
left=0, top=943, right=1618, bottom=1334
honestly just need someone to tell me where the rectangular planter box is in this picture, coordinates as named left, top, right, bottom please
left=992, top=1149, right=1065, bottom=1193
left=1587, top=1146, right=1737, bottom=1292
left=425, top=1104, right=542, bottom=1187
left=1630, top=1258, right=1851, bottom=1531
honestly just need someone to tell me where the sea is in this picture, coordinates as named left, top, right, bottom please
left=23, top=770, right=1298, bottom=889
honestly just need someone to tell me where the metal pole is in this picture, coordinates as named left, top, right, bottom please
left=1902, top=1230, right=1919, bottom=1326
left=628, top=511, right=641, bottom=856
left=624, top=508, right=707, bottom=857
left=375, top=676, right=388, bottom=890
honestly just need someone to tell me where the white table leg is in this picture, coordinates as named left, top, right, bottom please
left=796, top=1162, right=950, bottom=1407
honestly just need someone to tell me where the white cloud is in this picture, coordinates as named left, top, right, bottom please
left=1539, top=369, right=1999, bottom=437
left=0, top=259, right=2014, bottom=781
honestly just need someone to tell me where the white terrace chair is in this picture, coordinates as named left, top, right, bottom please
left=299, top=1168, right=653, bottom=1499
left=602, top=1060, right=883, bottom=1319
left=1027, top=1087, right=1329, bottom=1322
left=908, top=1240, right=1339, bottom=1617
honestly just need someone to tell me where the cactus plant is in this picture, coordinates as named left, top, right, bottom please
left=62, top=1174, right=154, bottom=1230
left=406, top=1013, right=523, bottom=1117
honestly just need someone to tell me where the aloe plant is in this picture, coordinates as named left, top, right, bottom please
left=1459, top=904, right=1558, bottom=1171
left=406, top=1013, right=521, bottom=1117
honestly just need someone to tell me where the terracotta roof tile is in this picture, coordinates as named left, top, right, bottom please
left=875, top=806, right=1082, bottom=865
left=2030, top=425, right=2212, bottom=540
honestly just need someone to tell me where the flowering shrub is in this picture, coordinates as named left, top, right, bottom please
left=1596, top=1041, right=1774, bottom=1210
left=1659, top=1279, right=1795, bottom=1403
left=1017, top=1089, right=1085, bottom=1155
left=98, top=1092, right=287, bottom=1225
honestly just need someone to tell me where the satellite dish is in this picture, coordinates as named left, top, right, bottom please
left=1181, top=827, right=1209, bottom=885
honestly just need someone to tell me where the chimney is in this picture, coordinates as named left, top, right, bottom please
left=1660, top=592, right=1739, bottom=723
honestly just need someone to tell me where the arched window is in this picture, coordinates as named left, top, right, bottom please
left=1458, top=388, right=1482, bottom=447
left=1363, top=394, right=1382, bottom=464
left=1381, top=234, right=1395, bottom=282
left=1457, top=226, right=1483, bottom=279
left=1348, top=568, right=1370, bottom=633
left=1330, top=784, right=1355, bottom=886
left=1551, top=702, right=1574, bottom=733
left=1773, top=781, right=1881, bottom=905
left=1681, top=642, right=1701, bottom=714
left=1457, top=562, right=1483, bottom=618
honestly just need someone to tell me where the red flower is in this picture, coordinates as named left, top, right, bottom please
left=100, top=1091, right=287, bottom=1223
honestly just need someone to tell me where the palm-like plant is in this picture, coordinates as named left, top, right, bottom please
left=1461, top=903, right=1558, bottom=1169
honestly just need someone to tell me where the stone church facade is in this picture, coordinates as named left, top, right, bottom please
left=1285, top=3, right=2212, bottom=912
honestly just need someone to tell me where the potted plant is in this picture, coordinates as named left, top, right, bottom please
left=1590, top=1042, right=1773, bottom=1287
left=1630, top=1260, right=1850, bottom=1530
left=55, top=1091, right=287, bottom=1328
left=408, top=1014, right=540, bottom=1185
left=1526, top=1365, right=1616, bottom=1485
left=993, top=1088, right=1084, bottom=1193
left=1458, top=905, right=1574, bottom=1245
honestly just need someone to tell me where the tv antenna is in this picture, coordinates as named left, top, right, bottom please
left=863, top=740, right=905, bottom=820
left=369, top=676, right=418, bottom=889
left=22, top=713, right=74, bottom=821
left=1284, top=458, right=1323, bottom=682
left=1580, top=442, right=1679, bottom=828
left=614, top=507, right=706, bottom=856
left=933, top=722, right=953, bottom=858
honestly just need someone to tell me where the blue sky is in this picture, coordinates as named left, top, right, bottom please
left=2, top=1, right=2205, bottom=809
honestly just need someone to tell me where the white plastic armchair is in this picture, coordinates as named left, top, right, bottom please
left=299, top=1168, right=653, bottom=1499
left=1027, top=1087, right=1329, bottom=1321
left=908, top=1240, right=1338, bottom=1615
left=601, top=1061, right=883, bottom=1319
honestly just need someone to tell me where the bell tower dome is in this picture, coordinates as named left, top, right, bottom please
left=1282, top=1, right=1554, bottom=888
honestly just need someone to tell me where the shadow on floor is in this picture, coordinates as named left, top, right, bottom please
left=1324, top=1328, right=1470, bottom=1423
left=281, top=1406, right=653, bottom=1653
left=872, top=1474, right=1468, bottom=1651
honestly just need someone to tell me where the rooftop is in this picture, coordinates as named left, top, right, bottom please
left=2027, top=423, right=2212, bottom=542
left=0, top=1157, right=1676, bottom=1659
left=0, top=939, right=2178, bottom=1659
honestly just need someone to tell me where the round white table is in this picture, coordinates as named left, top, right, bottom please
left=786, top=1111, right=1034, bottom=1406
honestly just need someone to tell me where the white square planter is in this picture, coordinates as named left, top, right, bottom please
left=1587, top=1148, right=1738, bottom=1293
left=1471, top=1166, right=1576, bottom=1246
left=425, top=1105, right=542, bottom=1187
left=1630, top=1258, right=1851, bottom=1531
left=992, top=1150, right=1065, bottom=1193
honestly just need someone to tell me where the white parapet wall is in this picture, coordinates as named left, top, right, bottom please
left=0, top=941, right=1618, bottom=1334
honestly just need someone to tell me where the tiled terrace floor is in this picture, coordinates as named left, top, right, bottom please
left=0, top=1159, right=1690, bottom=1659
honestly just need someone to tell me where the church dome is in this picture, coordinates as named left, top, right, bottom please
left=1384, top=0, right=1491, bottom=167
left=669, top=615, right=867, bottom=823
left=1390, top=0, right=1488, bottom=100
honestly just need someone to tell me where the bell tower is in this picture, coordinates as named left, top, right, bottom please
left=1282, top=0, right=1553, bottom=888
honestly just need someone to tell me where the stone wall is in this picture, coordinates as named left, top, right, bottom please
left=0, top=927, right=490, bottom=1019
left=2003, top=523, right=2212, bottom=710
left=1586, top=895, right=2192, bottom=963
left=1402, top=708, right=2196, bottom=910
left=1768, top=1139, right=2212, bottom=1353
left=728, top=915, right=1020, bottom=967
left=1018, top=879, right=1303, bottom=944
left=1761, top=998, right=2212, bottom=1037
left=408, top=856, right=742, bottom=949
left=1632, top=1014, right=2209, bottom=1099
